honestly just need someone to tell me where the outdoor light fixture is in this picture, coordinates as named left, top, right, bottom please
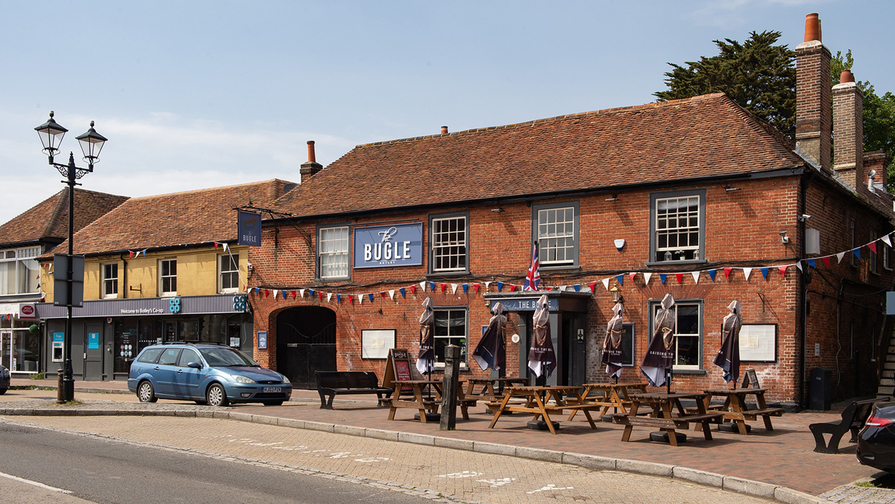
left=35, top=111, right=107, bottom=404
left=605, top=194, right=619, bottom=202
left=491, top=208, right=505, bottom=213
left=779, top=231, right=789, bottom=244
left=610, top=284, right=623, bottom=304
left=724, top=184, right=740, bottom=192
left=798, top=214, right=811, bottom=222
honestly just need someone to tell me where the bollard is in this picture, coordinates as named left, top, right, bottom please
left=440, top=345, right=461, bottom=430
left=56, top=369, right=65, bottom=404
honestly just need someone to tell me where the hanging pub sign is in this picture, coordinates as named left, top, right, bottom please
left=353, top=223, right=423, bottom=269
left=237, top=210, right=262, bottom=247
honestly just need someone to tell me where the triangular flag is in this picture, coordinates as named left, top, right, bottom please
left=485, top=281, right=492, bottom=291
left=327, top=293, right=332, bottom=303
left=760, top=267, right=769, bottom=280
left=299, top=289, right=305, bottom=298
left=616, top=274, right=623, bottom=286
left=349, top=294, right=354, bottom=303
left=796, top=262, right=803, bottom=272
left=589, top=281, right=597, bottom=292
left=573, top=284, right=581, bottom=292
left=359, top=294, right=364, bottom=304
left=869, top=242, right=878, bottom=254
left=129, top=251, right=135, bottom=258
left=451, top=283, right=458, bottom=294
left=400, top=288, right=406, bottom=298
left=822, top=256, right=830, bottom=268
left=708, top=269, right=716, bottom=281
left=676, top=273, right=683, bottom=284
left=724, top=267, right=733, bottom=279
left=691, top=271, right=700, bottom=284
left=836, top=252, right=846, bottom=263
left=319, top=291, right=324, bottom=300
left=462, top=284, right=468, bottom=294
left=853, top=248, right=862, bottom=261
left=388, top=290, right=395, bottom=300
left=778, top=265, right=787, bottom=277
left=602, top=278, right=610, bottom=291
left=337, top=294, right=342, bottom=303
left=474, top=283, right=480, bottom=293
left=282, top=290, right=287, bottom=299
left=273, top=289, right=279, bottom=299
left=440, top=283, right=446, bottom=293
left=410, top=285, right=416, bottom=294
left=509, top=284, right=517, bottom=292
left=743, top=268, right=752, bottom=280
left=309, top=289, right=315, bottom=297
left=643, top=273, right=652, bottom=285
left=497, top=282, right=504, bottom=291
left=420, top=282, right=426, bottom=292
left=808, top=259, right=816, bottom=269
left=660, top=274, right=667, bottom=285
left=264, top=289, right=270, bottom=297
left=291, top=291, right=297, bottom=299
left=430, top=282, right=436, bottom=291
left=883, top=234, right=892, bottom=247
left=368, top=293, right=375, bottom=302
left=629, top=272, right=636, bottom=284
left=381, top=291, right=387, bottom=299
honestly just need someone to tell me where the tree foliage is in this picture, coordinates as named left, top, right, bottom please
left=654, top=31, right=796, bottom=137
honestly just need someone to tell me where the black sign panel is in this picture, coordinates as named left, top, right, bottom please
left=238, top=210, right=261, bottom=247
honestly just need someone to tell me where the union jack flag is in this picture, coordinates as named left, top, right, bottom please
left=523, top=243, right=540, bottom=291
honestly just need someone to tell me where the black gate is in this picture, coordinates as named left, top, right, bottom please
left=276, top=306, right=337, bottom=389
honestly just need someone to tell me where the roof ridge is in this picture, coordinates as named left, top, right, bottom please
left=125, top=178, right=293, bottom=200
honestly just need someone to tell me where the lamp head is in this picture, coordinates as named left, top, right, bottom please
left=35, top=111, right=68, bottom=161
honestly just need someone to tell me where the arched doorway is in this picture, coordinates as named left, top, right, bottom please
left=276, top=306, right=337, bottom=389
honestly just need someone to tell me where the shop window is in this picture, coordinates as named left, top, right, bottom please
left=159, top=259, right=177, bottom=296
left=433, top=308, right=467, bottom=367
left=0, top=246, right=40, bottom=296
left=102, top=263, right=118, bottom=299
left=430, top=214, right=468, bottom=273
left=650, top=190, right=705, bottom=263
left=650, top=299, right=703, bottom=371
left=533, top=202, right=578, bottom=267
left=219, top=254, right=239, bottom=293
left=318, top=226, right=350, bottom=279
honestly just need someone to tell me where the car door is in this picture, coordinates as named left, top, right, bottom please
left=152, top=348, right=182, bottom=397
left=172, top=348, right=204, bottom=399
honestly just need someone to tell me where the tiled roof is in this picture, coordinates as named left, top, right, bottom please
left=274, top=94, right=804, bottom=218
left=52, top=179, right=295, bottom=256
left=0, top=189, right=129, bottom=247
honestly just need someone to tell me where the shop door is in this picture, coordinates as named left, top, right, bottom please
left=276, top=307, right=336, bottom=389
left=84, top=323, right=104, bottom=381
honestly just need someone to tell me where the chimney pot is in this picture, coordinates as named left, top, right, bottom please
left=804, top=13, right=820, bottom=42
left=840, top=69, right=855, bottom=83
left=307, top=140, right=316, bottom=163
left=441, top=126, right=448, bottom=135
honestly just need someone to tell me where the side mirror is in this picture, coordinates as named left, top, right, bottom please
left=187, top=362, right=203, bottom=369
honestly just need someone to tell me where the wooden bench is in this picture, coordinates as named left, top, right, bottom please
left=315, top=370, right=393, bottom=409
left=809, top=397, right=891, bottom=453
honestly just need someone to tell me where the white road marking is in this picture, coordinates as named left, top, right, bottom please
left=527, top=484, right=574, bottom=494
left=0, top=471, right=73, bottom=494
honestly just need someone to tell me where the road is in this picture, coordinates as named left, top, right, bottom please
left=0, top=412, right=779, bottom=504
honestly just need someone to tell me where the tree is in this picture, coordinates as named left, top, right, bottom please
left=654, top=31, right=796, bottom=137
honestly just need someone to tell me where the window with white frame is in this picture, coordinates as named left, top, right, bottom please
left=430, top=214, right=467, bottom=273
left=219, top=254, right=239, bottom=293
left=318, top=226, right=349, bottom=279
left=159, top=259, right=177, bottom=296
left=650, top=299, right=702, bottom=370
left=433, top=308, right=468, bottom=367
left=651, top=190, right=705, bottom=263
left=0, top=246, right=40, bottom=296
left=102, top=263, right=118, bottom=299
left=534, top=202, right=578, bottom=267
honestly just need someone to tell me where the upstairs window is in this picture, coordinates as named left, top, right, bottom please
left=533, top=202, right=579, bottom=267
left=0, top=246, right=40, bottom=296
left=159, top=259, right=177, bottom=296
left=318, top=226, right=350, bottom=279
left=219, top=255, right=239, bottom=293
left=102, top=263, right=118, bottom=299
left=651, top=190, right=705, bottom=263
left=430, top=214, right=467, bottom=273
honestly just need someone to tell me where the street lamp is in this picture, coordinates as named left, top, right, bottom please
left=35, top=111, right=107, bottom=403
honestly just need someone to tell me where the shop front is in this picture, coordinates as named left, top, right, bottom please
left=0, top=302, right=41, bottom=375
left=36, top=295, right=252, bottom=381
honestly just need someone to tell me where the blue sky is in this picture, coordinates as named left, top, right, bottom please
left=1, top=0, right=892, bottom=224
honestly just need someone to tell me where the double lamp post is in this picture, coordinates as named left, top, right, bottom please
left=34, top=111, right=107, bottom=403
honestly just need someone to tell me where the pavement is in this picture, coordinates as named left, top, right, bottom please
left=2, top=377, right=894, bottom=504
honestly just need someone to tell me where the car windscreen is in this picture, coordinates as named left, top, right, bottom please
left=199, top=347, right=259, bottom=367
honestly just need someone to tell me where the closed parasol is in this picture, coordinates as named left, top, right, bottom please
left=713, top=300, right=742, bottom=388
left=416, top=297, right=435, bottom=375
left=472, top=302, right=507, bottom=372
left=528, top=295, right=557, bottom=378
left=601, top=302, right=625, bottom=380
left=641, top=293, right=675, bottom=389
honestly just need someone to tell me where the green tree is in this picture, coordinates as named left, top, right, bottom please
left=654, top=31, right=796, bottom=137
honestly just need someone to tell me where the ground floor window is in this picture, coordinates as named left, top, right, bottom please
left=433, top=308, right=468, bottom=367
left=650, top=299, right=702, bottom=370
left=0, top=328, right=39, bottom=373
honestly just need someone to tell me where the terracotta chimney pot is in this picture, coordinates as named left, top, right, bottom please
left=307, top=140, right=316, bottom=163
left=441, top=126, right=448, bottom=135
left=804, top=13, right=820, bottom=42
left=840, top=69, right=855, bottom=83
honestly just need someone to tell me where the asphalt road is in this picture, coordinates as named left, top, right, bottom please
left=0, top=421, right=438, bottom=504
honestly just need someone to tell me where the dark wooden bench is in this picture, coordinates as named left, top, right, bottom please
left=315, top=371, right=393, bottom=409
left=809, top=397, right=891, bottom=453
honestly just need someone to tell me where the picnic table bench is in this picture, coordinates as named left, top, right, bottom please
left=614, top=392, right=724, bottom=446
left=315, top=370, right=393, bottom=409
left=566, top=381, right=649, bottom=420
left=697, top=388, right=784, bottom=434
left=809, top=397, right=891, bottom=453
left=487, top=385, right=603, bottom=434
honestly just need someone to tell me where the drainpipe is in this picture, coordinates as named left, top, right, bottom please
left=120, top=253, right=128, bottom=299
left=798, top=169, right=815, bottom=409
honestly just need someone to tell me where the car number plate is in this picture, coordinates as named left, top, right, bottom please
left=263, top=387, right=282, bottom=393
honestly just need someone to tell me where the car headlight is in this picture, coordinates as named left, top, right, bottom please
left=280, top=374, right=291, bottom=385
left=231, top=375, right=256, bottom=384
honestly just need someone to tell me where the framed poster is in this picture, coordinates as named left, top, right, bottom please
left=739, top=324, right=776, bottom=362
left=362, top=329, right=396, bottom=359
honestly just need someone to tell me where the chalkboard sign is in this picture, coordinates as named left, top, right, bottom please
left=741, top=368, right=760, bottom=389
left=382, top=348, right=417, bottom=392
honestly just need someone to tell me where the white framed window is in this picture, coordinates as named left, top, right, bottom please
left=430, top=214, right=467, bottom=273
left=102, top=263, right=118, bottom=299
left=0, top=246, right=40, bottom=296
left=219, top=255, right=239, bottom=293
left=650, top=299, right=703, bottom=371
left=650, top=190, right=705, bottom=263
left=534, top=202, right=578, bottom=267
left=433, top=308, right=468, bottom=368
left=318, top=226, right=350, bottom=279
left=159, top=259, right=177, bottom=296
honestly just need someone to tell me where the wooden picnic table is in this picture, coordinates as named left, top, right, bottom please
left=614, top=391, right=723, bottom=446
left=465, top=377, right=529, bottom=401
left=487, top=385, right=602, bottom=434
left=566, top=381, right=649, bottom=420
left=385, top=379, right=473, bottom=423
left=701, top=388, right=784, bottom=434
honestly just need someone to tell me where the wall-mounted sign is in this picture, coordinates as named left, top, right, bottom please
left=88, top=332, right=100, bottom=350
left=257, top=331, right=268, bottom=350
left=353, top=223, right=423, bottom=269
left=19, top=303, right=36, bottom=319
left=238, top=210, right=262, bottom=247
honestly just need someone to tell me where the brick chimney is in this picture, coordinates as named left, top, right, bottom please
left=795, top=13, right=832, bottom=171
left=864, top=151, right=890, bottom=191
left=832, top=69, right=864, bottom=190
left=300, top=140, right=323, bottom=181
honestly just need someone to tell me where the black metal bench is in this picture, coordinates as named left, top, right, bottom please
left=809, top=397, right=891, bottom=453
left=315, top=371, right=393, bottom=409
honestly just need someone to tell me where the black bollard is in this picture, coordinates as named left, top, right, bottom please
left=56, top=369, right=65, bottom=404
left=440, top=345, right=461, bottom=430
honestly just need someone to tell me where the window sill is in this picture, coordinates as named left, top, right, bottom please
left=671, top=368, right=706, bottom=375
left=540, top=264, right=580, bottom=272
left=426, top=271, right=470, bottom=279
left=646, top=260, right=707, bottom=267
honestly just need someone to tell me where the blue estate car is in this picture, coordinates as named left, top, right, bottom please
left=128, top=343, right=291, bottom=407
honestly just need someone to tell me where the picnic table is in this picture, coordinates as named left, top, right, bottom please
left=487, top=385, right=602, bottom=434
left=465, top=377, right=529, bottom=401
left=614, top=391, right=723, bottom=446
left=701, top=388, right=784, bottom=434
left=567, top=381, right=649, bottom=420
left=385, top=379, right=473, bottom=423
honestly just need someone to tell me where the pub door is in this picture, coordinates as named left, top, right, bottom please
left=276, top=306, right=336, bottom=389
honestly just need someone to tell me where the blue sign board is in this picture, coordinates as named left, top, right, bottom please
left=353, top=223, right=423, bottom=269
left=238, top=210, right=262, bottom=247
left=53, top=332, right=65, bottom=343
left=88, top=332, right=100, bottom=350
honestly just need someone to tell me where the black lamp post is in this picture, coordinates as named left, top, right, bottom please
left=35, top=111, right=107, bottom=403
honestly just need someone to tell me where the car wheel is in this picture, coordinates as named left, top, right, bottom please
left=206, top=383, right=229, bottom=407
left=137, top=381, right=158, bottom=403
left=262, top=400, right=283, bottom=406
